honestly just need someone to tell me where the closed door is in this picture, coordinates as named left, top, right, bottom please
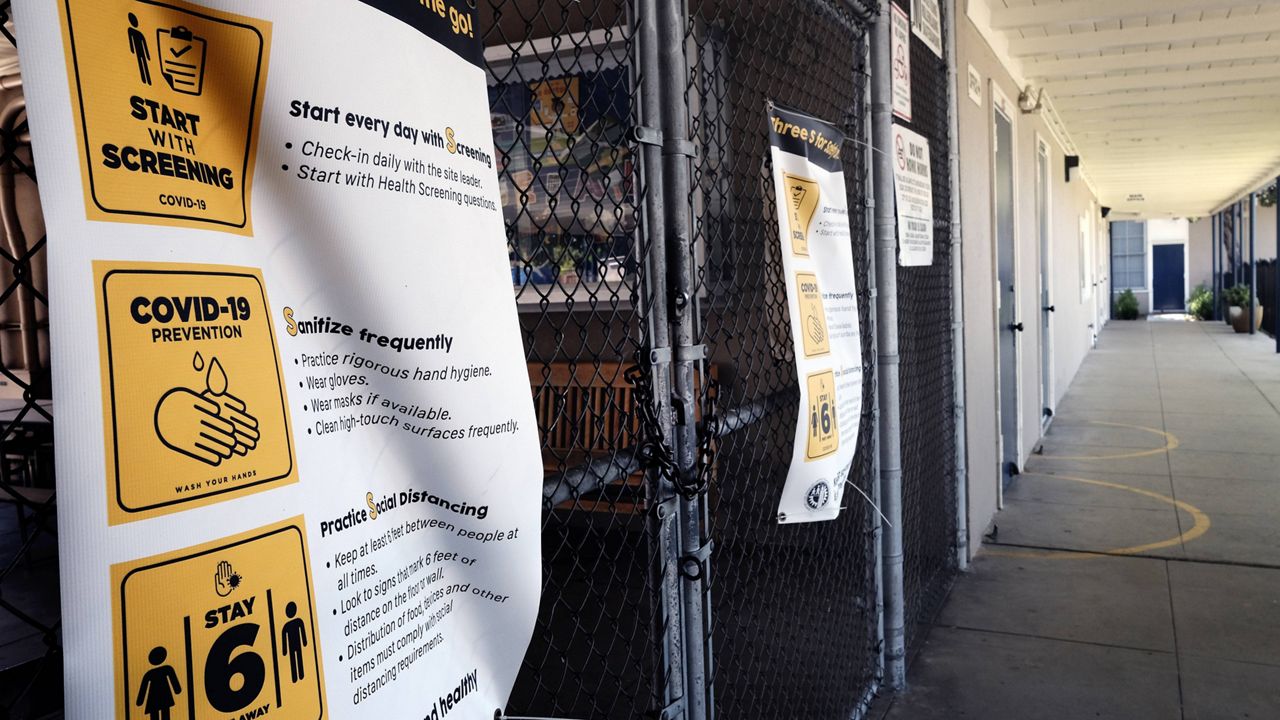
left=1153, top=244, right=1185, bottom=312
left=994, top=99, right=1019, bottom=487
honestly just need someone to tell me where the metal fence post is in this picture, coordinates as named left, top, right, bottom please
left=654, top=0, right=711, bottom=717
left=870, top=0, right=906, bottom=691
left=1237, top=201, right=1244, bottom=287
left=943, top=0, right=969, bottom=572
left=1212, top=213, right=1219, bottom=321
left=1275, top=176, right=1279, bottom=353
left=864, top=26, right=887, bottom=697
left=1250, top=192, right=1258, bottom=334
left=636, top=0, right=689, bottom=714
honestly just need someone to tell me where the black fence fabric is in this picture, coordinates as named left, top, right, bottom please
left=682, top=1, right=880, bottom=718
left=0, top=7, right=63, bottom=716
left=1258, top=259, right=1276, bottom=337
left=890, top=0, right=958, bottom=653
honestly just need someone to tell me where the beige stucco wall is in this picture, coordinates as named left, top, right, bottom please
left=954, top=0, right=1103, bottom=556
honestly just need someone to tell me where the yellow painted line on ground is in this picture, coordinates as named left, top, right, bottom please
left=986, top=472, right=1211, bottom=560
left=1038, top=421, right=1179, bottom=461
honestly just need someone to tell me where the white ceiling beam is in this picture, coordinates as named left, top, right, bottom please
left=1007, top=14, right=1280, bottom=58
left=1090, top=150, right=1280, bottom=161
left=1089, top=156, right=1280, bottom=167
left=1048, top=63, right=1280, bottom=97
left=1059, top=97, right=1280, bottom=121
left=1075, top=125, right=1280, bottom=139
left=1072, top=116, right=1278, bottom=135
left=992, top=0, right=1263, bottom=32
left=1090, top=159, right=1278, bottom=170
left=1052, top=80, right=1280, bottom=109
left=1025, top=39, right=1280, bottom=80
left=1064, top=102, right=1280, bottom=125
left=1089, top=167, right=1276, bottom=179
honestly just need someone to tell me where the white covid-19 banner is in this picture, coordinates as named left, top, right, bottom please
left=766, top=103, right=863, bottom=524
left=15, top=0, right=541, bottom=717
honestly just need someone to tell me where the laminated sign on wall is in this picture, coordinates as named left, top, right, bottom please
left=911, top=0, right=943, bottom=58
left=766, top=103, right=863, bottom=524
left=15, top=0, right=541, bottom=718
left=892, top=124, right=935, bottom=266
left=890, top=3, right=912, bottom=122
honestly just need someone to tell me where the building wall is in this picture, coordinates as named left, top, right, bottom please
left=954, top=1, right=1103, bottom=555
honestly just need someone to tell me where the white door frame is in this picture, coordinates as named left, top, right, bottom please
left=1035, top=134, right=1055, bottom=428
left=990, top=81, right=1022, bottom=508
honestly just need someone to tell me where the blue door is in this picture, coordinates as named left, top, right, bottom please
left=1153, top=244, right=1185, bottom=312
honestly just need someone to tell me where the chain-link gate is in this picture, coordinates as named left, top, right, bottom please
left=0, top=0, right=897, bottom=717
left=481, top=2, right=677, bottom=717
left=889, top=0, right=957, bottom=654
left=0, top=5, right=62, bottom=717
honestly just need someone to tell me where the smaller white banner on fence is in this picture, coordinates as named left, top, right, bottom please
left=766, top=102, right=863, bottom=524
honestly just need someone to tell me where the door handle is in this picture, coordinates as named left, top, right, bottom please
left=1008, top=322, right=1025, bottom=332
left=1044, top=305, right=1056, bottom=313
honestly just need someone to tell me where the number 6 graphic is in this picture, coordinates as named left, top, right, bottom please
left=204, top=623, right=265, bottom=713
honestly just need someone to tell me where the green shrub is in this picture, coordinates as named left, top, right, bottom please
left=1224, top=283, right=1252, bottom=308
left=1115, top=288, right=1140, bottom=320
left=1187, top=284, right=1214, bottom=321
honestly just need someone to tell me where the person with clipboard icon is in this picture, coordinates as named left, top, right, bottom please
left=156, top=25, right=207, bottom=96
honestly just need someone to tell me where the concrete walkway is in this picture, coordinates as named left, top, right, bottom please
left=876, top=319, right=1280, bottom=719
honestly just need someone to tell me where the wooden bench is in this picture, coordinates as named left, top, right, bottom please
left=530, top=361, right=716, bottom=514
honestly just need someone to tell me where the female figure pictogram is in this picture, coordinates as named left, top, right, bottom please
left=136, top=646, right=181, bottom=720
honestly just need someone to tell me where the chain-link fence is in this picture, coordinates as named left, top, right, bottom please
left=680, top=1, right=880, bottom=717
left=0, top=1, right=962, bottom=718
left=889, top=0, right=957, bottom=654
left=0, top=6, right=62, bottom=717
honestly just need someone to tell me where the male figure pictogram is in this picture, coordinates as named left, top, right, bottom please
left=127, top=13, right=152, bottom=85
left=281, top=601, right=309, bottom=683
left=136, top=646, right=181, bottom=720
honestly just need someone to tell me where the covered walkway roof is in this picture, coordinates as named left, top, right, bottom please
left=969, top=0, right=1280, bottom=219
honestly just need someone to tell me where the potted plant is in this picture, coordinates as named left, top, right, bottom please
left=1114, top=288, right=1140, bottom=320
left=1224, top=283, right=1264, bottom=333
left=1187, top=284, right=1213, bottom=321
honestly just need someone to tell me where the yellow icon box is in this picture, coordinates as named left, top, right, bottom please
left=805, top=369, right=839, bottom=461
left=97, top=261, right=295, bottom=524
left=58, top=0, right=271, bottom=233
left=795, top=272, right=830, bottom=358
left=112, top=517, right=326, bottom=720
left=782, top=172, right=819, bottom=257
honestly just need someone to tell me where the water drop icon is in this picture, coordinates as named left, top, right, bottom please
left=206, top=358, right=228, bottom=396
